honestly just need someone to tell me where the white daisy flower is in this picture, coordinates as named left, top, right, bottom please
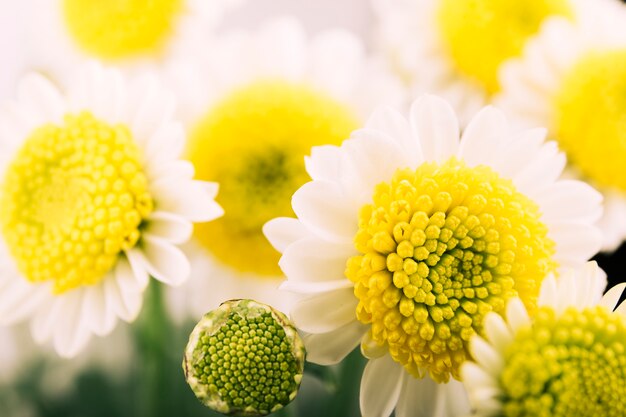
left=264, top=95, right=603, bottom=417
left=22, top=0, right=243, bottom=87
left=371, top=0, right=592, bottom=126
left=461, top=261, right=626, bottom=416
left=495, top=3, right=626, bottom=251
left=167, top=16, right=405, bottom=319
left=0, top=62, right=223, bottom=357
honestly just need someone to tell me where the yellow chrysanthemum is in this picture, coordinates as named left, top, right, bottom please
left=189, top=81, right=358, bottom=276
left=267, top=96, right=601, bottom=417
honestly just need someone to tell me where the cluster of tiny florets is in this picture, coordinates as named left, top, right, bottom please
left=0, top=111, right=152, bottom=293
left=346, top=159, right=555, bottom=382
left=184, top=300, right=305, bottom=416
left=501, top=306, right=626, bottom=417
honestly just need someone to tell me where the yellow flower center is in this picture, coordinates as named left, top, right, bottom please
left=436, top=0, right=572, bottom=93
left=501, top=306, right=626, bottom=417
left=346, top=159, right=555, bottom=382
left=553, top=50, right=626, bottom=192
left=0, top=112, right=153, bottom=294
left=189, top=81, right=358, bottom=276
left=62, top=0, right=183, bottom=60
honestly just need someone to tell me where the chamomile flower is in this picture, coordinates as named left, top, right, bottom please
left=264, top=95, right=602, bottom=417
left=168, top=17, right=404, bottom=318
left=23, top=0, right=243, bottom=86
left=371, top=0, right=591, bottom=125
left=0, top=63, right=223, bottom=357
left=461, top=261, right=626, bottom=417
left=495, top=5, right=626, bottom=251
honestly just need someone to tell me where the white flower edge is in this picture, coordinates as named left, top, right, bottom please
left=0, top=62, right=223, bottom=357
left=461, top=261, right=622, bottom=416
left=174, top=15, right=406, bottom=124
left=494, top=5, right=626, bottom=251
left=370, top=0, right=614, bottom=127
left=23, top=0, right=243, bottom=88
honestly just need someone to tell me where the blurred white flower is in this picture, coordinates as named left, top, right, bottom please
left=461, top=261, right=625, bottom=416
left=265, top=95, right=602, bottom=416
left=0, top=63, right=222, bottom=357
left=496, top=2, right=626, bottom=251
left=166, top=16, right=405, bottom=322
left=19, top=0, right=243, bottom=87
left=371, top=0, right=595, bottom=126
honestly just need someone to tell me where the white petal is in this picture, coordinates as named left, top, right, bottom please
left=458, top=106, right=508, bottom=167
left=130, top=76, right=176, bottom=141
left=280, top=278, right=354, bottom=294
left=0, top=277, right=49, bottom=325
left=147, top=159, right=195, bottom=183
left=361, top=331, right=387, bottom=359
left=441, top=379, right=470, bottom=417
left=489, top=128, right=546, bottom=180
left=141, top=235, right=190, bottom=286
left=365, top=105, right=421, bottom=165
left=263, top=217, right=310, bottom=253
left=292, top=180, right=357, bottom=243
left=81, top=284, right=115, bottom=336
left=53, top=292, right=92, bottom=358
left=152, top=178, right=223, bottom=222
left=513, top=142, right=566, bottom=194
left=309, top=29, right=364, bottom=97
left=303, top=320, right=367, bottom=365
left=305, top=145, right=344, bottom=182
left=483, top=313, right=513, bottom=353
left=32, top=297, right=65, bottom=344
left=410, top=95, right=459, bottom=163
left=125, top=249, right=150, bottom=290
left=538, top=273, right=558, bottom=307
left=114, top=256, right=144, bottom=321
left=600, top=283, right=626, bottom=311
left=341, top=132, right=407, bottom=203
left=17, top=73, right=65, bottom=123
left=550, top=223, right=602, bottom=266
left=254, top=17, right=307, bottom=79
left=396, top=375, right=441, bottom=417
left=469, top=336, right=503, bottom=376
left=144, top=122, right=185, bottom=165
left=505, top=298, right=530, bottom=333
left=361, top=355, right=405, bottom=417
left=279, top=237, right=354, bottom=283
left=145, top=211, right=193, bottom=244
left=534, top=180, right=603, bottom=224
left=291, top=288, right=357, bottom=333
left=461, top=362, right=498, bottom=390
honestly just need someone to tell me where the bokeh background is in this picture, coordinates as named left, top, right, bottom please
left=0, top=1, right=625, bottom=416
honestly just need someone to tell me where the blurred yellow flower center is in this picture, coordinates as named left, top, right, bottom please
left=62, top=0, right=183, bottom=60
left=189, top=81, right=358, bottom=276
left=0, top=112, right=153, bottom=294
left=501, top=306, right=626, bottom=416
left=346, top=159, right=555, bottom=382
left=553, top=50, right=626, bottom=192
left=436, top=0, right=572, bottom=93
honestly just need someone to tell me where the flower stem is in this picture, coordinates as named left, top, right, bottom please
left=133, top=280, right=173, bottom=417
left=326, top=348, right=367, bottom=417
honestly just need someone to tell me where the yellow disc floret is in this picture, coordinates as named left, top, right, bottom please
left=501, top=306, right=626, bottom=417
left=553, top=50, right=626, bottom=192
left=346, top=159, right=555, bottom=382
left=189, top=81, right=358, bottom=276
left=437, top=0, right=572, bottom=93
left=63, top=0, right=183, bottom=60
left=0, top=112, right=153, bottom=294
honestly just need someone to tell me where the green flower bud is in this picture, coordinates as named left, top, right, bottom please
left=183, top=299, right=306, bottom=416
